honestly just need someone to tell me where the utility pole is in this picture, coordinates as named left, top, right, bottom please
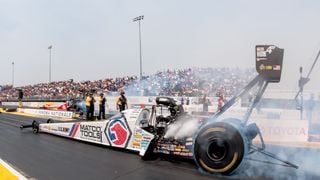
left=48, top=45, right=53, bottom=83
left=12, top=61, right=14, bottom=87
left=133, top=15, right=144, bottom=79
left=294, top=48, right=320, bottom=120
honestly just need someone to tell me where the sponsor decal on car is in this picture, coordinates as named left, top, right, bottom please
left=256, top=47, right=266, bottom=58
left=140, top=140, right=149, bottom=149
left=105, top=119, right=131, bottom=148
left=58, top=126, right=70, bottom=133
left=79, top=124, right=103, bottom=142
left=259, top=64, right=265, bottom=70
left=133, top=130, right=142, bottom=148
left=40, top=123, right=74, bottom=137
left=266, top=65, right=273, bottom=70
left=69, top=123, right=80, bottom=138
left=133, top=141, right=141, bottom=148
left=273, top=65, right=281, bottom=70
left=132, top=129, right=153, bottom=150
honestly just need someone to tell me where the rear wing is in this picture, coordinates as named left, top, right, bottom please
left=256, top=45, right=284, bottom=83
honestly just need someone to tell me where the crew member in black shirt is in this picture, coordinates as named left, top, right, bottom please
left=98, top=93, right=106, bottom=119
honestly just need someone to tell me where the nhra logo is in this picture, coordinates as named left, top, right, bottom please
left=105, top=119, right=131, bottom=147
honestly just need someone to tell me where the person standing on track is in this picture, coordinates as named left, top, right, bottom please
left=202, top=94, right=210, bottom=112
left=98, top=93, right=106, bottom=119
left=85, top=93, right=91, bottom=120
left=89, top=93, right=96, bottom=120
left=116, top=89, right=128, bottom=112
left=86, top=93, right=95, bottom=120
left=217, top=94, right=225, bottom=111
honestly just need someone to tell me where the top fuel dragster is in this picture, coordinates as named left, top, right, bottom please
left=21, top=45, right=298, bottom=175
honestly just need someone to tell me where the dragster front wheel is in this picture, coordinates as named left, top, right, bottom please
left=193, top=121, right=247, bottom=175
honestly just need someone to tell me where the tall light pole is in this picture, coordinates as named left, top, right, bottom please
left=133, top=15, right=144, bottom=79
left=48, top=45, right=52, bottom=83
left=11, top=62, right=14, bottom=87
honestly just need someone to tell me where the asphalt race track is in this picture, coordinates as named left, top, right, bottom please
left=0, top=113, right=320, bottom=180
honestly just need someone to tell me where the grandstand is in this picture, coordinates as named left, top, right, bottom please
left=0, top=67, right=256, bottom=100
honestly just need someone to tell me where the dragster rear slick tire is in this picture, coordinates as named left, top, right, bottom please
left=193, top=121, right=247, bottom=175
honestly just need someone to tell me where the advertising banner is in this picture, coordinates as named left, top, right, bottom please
left=20, top=108, right=73, bottom=119
left=252, top=119, right=309, bottom=142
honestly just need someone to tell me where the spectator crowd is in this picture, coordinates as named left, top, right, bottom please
left=0, top=67, right=256, bottom=100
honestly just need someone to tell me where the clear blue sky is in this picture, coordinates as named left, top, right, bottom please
left=0, top=0, right=319, bottom=91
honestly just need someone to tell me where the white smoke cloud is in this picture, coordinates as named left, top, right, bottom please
left=164, top=117, right=199, bottom=139
left=120, top=65, right=320, bottom=179
left=239, top=145, right=320, bottom=179
left=238, top=101, right=320, bottom=179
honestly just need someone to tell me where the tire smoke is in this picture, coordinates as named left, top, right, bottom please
left=164, top=117, right=199, bottom=139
